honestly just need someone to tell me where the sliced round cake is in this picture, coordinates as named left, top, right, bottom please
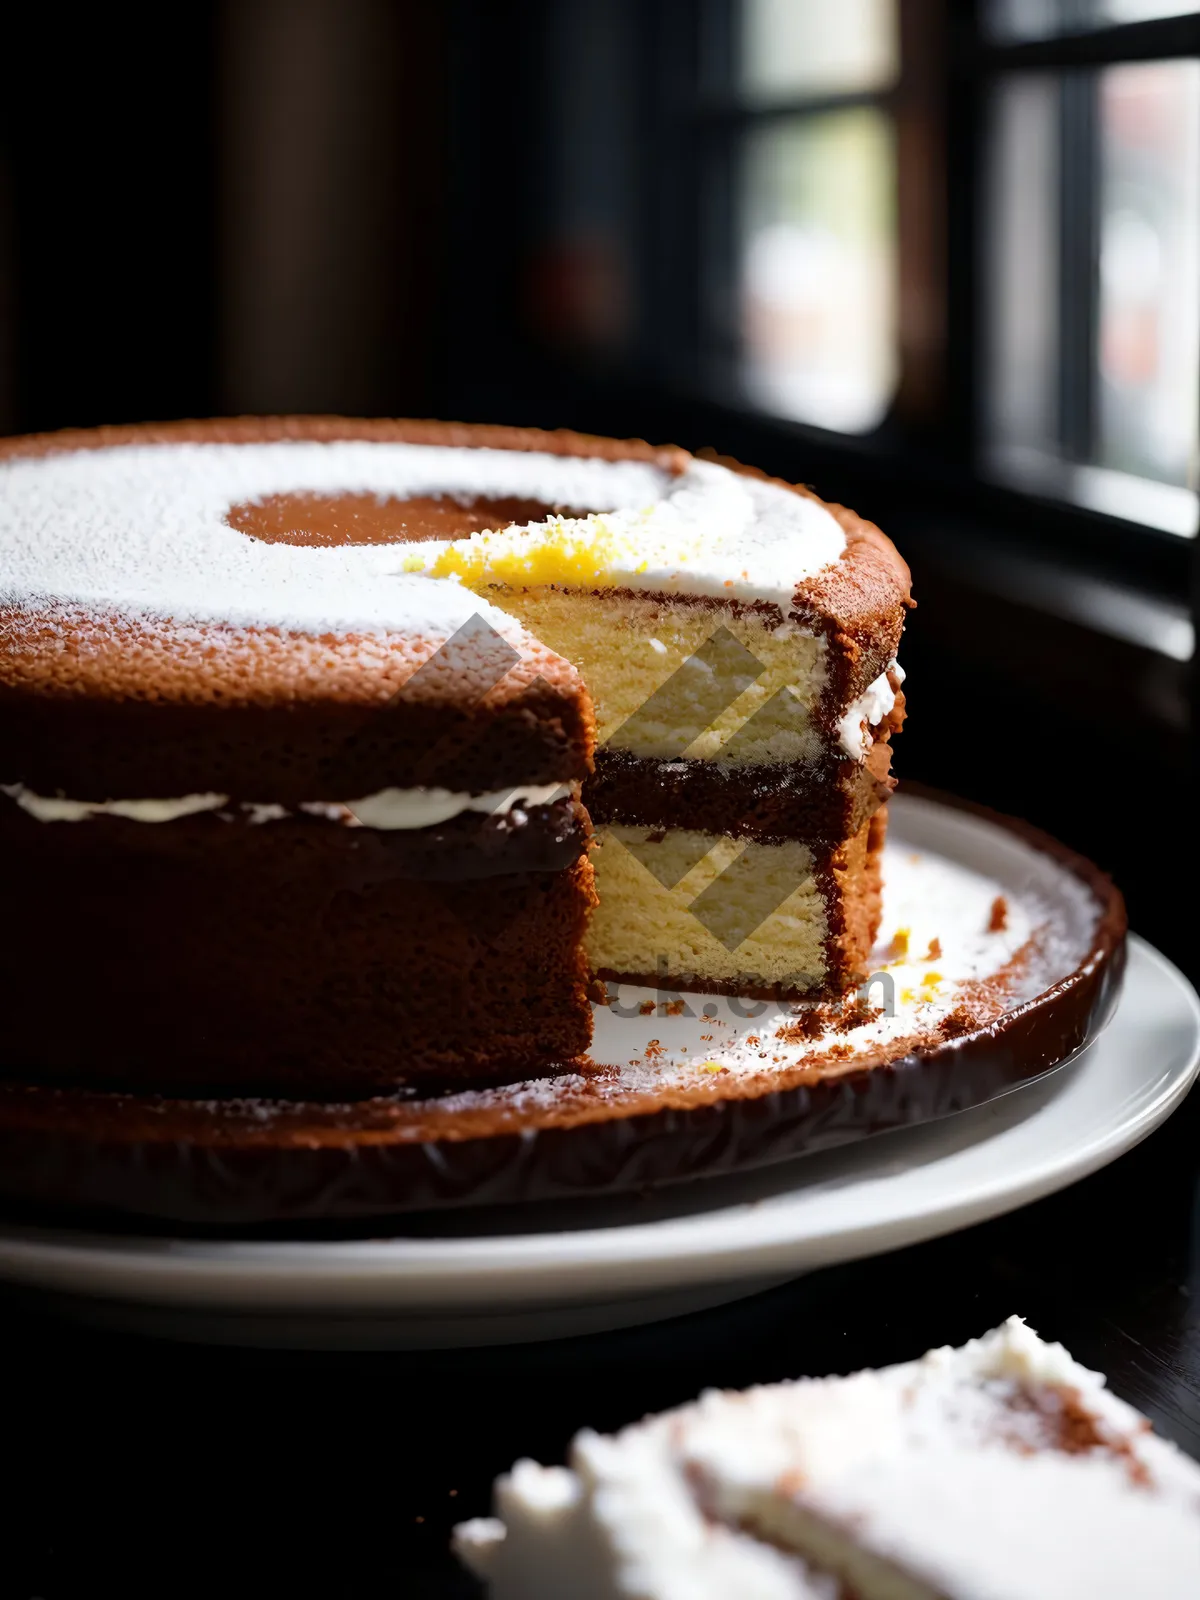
left=0, top=418, right=911, bottom=1094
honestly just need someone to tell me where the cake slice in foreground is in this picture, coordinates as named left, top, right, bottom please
left=454, top=1318, right=1200, bottom=1600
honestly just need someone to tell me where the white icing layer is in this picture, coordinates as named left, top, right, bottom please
left=837, top=660, right=904, bottom=759
left=455, top=1319, right=1200, bottom=1600
left=0, top=782, right=569, bottom=829
left=1, top=442, right=846, bottom=635
left=345, top=784, right=569, bottom=829
left=415, top=461, right=846, bottom=605
left=0, top=787, right=230, bottom=824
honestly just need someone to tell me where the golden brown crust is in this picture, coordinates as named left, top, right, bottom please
left=0, top=606, right=596, bottom=795
left=0, top=414, right=691, bottom=472
left=828, top=805, right=888, bottom=981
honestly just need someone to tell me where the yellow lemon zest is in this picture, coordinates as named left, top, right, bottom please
left=428, top=516, right=635, bottom=591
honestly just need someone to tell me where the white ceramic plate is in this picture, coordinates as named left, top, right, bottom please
left=0, top=931, right=1194, bottom=1348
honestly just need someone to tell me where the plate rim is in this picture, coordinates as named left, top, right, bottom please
left=0, top=931, right=1194, bottom=1312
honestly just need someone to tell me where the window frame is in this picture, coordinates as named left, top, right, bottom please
left=624, top=0, right=1198, bottom=603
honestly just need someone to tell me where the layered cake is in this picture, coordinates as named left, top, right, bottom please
left=419, top=459, right=907, bottom=998
left=0, top=418, right=910, bottom=1094
left=456, top=1318, right=1200, bottom=1598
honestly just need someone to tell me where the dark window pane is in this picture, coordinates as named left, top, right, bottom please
left=988, top=1, right=1200, bottom=41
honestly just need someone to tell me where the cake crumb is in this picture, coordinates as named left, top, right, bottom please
left=775, top=1007, right=826, bottom=1043
left=884, top=927, right=910, bottom=961
left=988, top=895, right=1009, bottom=932
left=639, top=1000, right=655, bottom=1016
left=776, top=994, right=881, bottom=1043
left=925, top=936, right=942, bottom=960
left=662, top=999, right=686, bottom=1016
left=940, top=1006, right=975, bottom=1039
left=834, top=997, right=884, bottom=1032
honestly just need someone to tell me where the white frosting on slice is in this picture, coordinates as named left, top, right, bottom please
left=0, top=787, right=231, bottom=824
left=455, top=1445, right=833, bottom=1600
left=0, top=782, right=569, bottom=828
left=1, top=442, right=846, bottom=635
left=418, top=462, right=846, bottom=605
left=455, top=1319, right=1200, bottom=1600
left=837, top=660, right=904, bottom=759
left=344, top=784, right=569, bottom=828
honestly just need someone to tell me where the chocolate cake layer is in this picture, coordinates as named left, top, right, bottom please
left=0, top=802, right=596, bottom=1094
left=586, top=732, right=898, bottom=845
left=0, top=663, right=592, bottom=800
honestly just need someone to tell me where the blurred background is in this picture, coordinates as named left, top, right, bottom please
left=0, top=0, right=1196, bottom=966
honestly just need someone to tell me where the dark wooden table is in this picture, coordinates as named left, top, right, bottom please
left=2, top=1069, right=1196, bottom=1599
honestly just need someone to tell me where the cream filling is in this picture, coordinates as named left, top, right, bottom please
left=345, top=784, right=569, bottom=829
left=0, top=782, right=570, bottom=828
left=836, top=661, right=904, bottom=759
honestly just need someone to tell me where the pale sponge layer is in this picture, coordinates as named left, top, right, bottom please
left=485, top=588, right=827, bottom=762
left=587, top=825, right=830, bottom=993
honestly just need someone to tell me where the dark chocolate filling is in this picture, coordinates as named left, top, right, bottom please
left=587, top=748, right=890, bottom=844
left=0, top=793, right=589, bottom=883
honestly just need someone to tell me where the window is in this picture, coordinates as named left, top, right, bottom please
left=984, top=28, right=1200, bottom=534
left=503, top=0, right=1199, bottom=570
left=702, top=1, right=1200, bottom=538
left=715, top=0, right=901, bottom=431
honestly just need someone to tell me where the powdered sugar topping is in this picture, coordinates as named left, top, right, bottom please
left=457, top=1319, right=1200, bottom=1599
left=0, top=441, right=846, bottom=636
